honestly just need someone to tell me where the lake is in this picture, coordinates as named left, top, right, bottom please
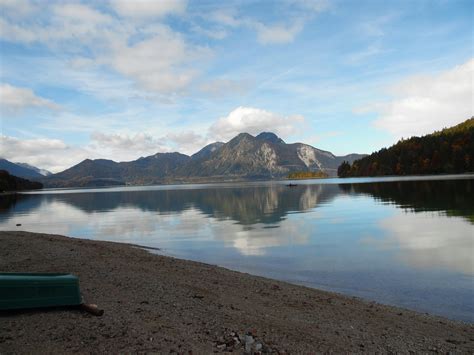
left=1, top=175, right=473, bottom=322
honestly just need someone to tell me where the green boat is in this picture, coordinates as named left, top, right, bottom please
left=0, top=273, right=82, bottom=310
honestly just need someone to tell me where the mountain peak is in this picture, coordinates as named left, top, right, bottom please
left=236, top=132, right=254, bottom=139
left=228, top=133, right=254, bottom=145
left=191, top=142, right=224, bottom=160
left=256, top=132, right=285, bottom=144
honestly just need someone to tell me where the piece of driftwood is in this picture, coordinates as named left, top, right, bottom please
left=80, top=303, right=104, bottom=316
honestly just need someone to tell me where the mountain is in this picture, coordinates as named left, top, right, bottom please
left=191, top=142, right=224, bottom=160
left=0, top=170, right=43, bottom=192
left=179, top=132, right=364, bottom=179
left=44, top=132, right=365, bottom=187
left=45, top=159, right=125, bottom=188
left=256, top=132, right=285, bottom=144
left=338, top=117, right=474, bottom=177
left=46, top=152, right=191, bottom=187
left=178, top=133, right=356, bottom=179
left=15, top=162, right=52, bottom=176
left=0, top=159, right=46, bottom=180
left=121, top=152, right=191, bottom=184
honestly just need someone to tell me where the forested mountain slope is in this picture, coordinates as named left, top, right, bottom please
left=338, top=118, right=474, bottom=177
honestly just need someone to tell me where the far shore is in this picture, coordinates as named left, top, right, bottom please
left=1, top=231, right=473, bottom=353
left=13, top=172, right=474, bottom=193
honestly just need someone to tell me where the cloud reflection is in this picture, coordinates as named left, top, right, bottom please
left=367, top=212, right=474, bottom=275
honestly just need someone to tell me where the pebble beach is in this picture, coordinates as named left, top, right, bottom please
left=1, top=231, right=473, bottom=353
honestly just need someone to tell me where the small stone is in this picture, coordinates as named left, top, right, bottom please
left=244, top=334, right=255, bottom=353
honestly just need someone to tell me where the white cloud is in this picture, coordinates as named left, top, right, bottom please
left=110, top=0, right=187, bottom=19
left=91, top=132, right=164, bottom=152
left=199, top=78, right=251, bottom=97
left=254, top=21, right=304, bottom=45
left=89, top=132, right=175, bottom=162
left=165, top=131, right=209, bottom=155
left=0, top=83, right=60, bottom=113
left=208, top=6, right=314, bottom=45
left=192, top=24, right=227, bottom=40
left=59, top=62, right=155, bottom=102
left=0, top=3, right=115, bottom=45
left=209, top=9, right=241, bottom=27
left=105, top=26, right=210, bottom=94
left=0, top=135, right=89, bottom=172
left=90, top=131, right=209, bottom=158
left=0, top=17, right=37, bottom=42
left=0, top=2, right=208, bottom=96
left=53, top=3, right=113, bottom=25
left=359, top=58, right=474, bottom=138
left=209, top=106, right=305, bottom=142
left=0, top=0, right=37, bottom=19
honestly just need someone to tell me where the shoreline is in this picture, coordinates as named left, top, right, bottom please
left=1, top=231, right=473, bottom=353
left=10, top=172, right=474, bottom=196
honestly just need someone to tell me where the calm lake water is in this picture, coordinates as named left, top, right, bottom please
left=1, top=175, right=473, bottom=322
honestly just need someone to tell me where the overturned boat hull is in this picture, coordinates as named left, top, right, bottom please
left=0, top=273, right=82, bottom=310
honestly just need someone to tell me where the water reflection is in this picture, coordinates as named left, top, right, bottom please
left=374, top=212, right=474, bottom=275
left=339, top=178, right=474, bottom=224
left=3, top=178, right=472, bottom=225
left=1, top=177, right=473, bottom=321
left=1, top=184, right=342, bottom=225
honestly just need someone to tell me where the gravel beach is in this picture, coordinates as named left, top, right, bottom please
left=1, top=231, right=473, bottom=353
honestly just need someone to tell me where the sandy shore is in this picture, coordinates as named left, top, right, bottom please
left=1, top=231, right=473, bottom=353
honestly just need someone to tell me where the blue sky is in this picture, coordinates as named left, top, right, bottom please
left=0, top=0, right=472, bottom=172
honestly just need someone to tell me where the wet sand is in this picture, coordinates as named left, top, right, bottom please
left=1, top=231, right=473, bottom=353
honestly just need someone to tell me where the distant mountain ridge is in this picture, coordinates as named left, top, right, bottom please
left=338, top=117, right=474, bottom=177
left=46, top=152, right=191, bottom=187
left=15, top=163, right=52, bottom=177
left=5, top=132, right=365, bottom=188
left=0, top=159, right=50, bottom=180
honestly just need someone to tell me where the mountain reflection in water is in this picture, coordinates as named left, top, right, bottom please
left=3, top=178, right=472, bottom=225
left=1, top=176, right=473, bottom=322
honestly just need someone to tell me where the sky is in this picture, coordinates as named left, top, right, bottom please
left=0, top=0, right=473, bottom=172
